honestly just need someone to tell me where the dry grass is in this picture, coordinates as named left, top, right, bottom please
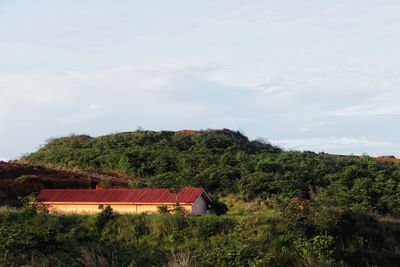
left=377, top=215, right=400, bottom=223
left=168, top=251, right=197, bottom=267
left=77, top=248, right=118, bottom=267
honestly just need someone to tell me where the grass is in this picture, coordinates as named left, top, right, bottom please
left=0, top=206, right=21, bottom=213
left=221, top=195, right=276, bottom=216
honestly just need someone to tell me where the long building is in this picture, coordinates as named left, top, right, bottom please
left=36, top=187, right=211, bottom=215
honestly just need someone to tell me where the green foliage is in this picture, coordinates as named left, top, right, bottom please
left=157, top=205, right=169, bottom=214
left=22, top=130, right=279, bottom=195
left=0, top=208, right=399, bottom=266
left=172, top=202, right=185, bottom=215
left=18, top=193, right=39, bottom=216
left=132, top=215, right=148, bottom=238
left=294, top=235, right=336, bottom=266
left=209, top=198, right=229, bottom=215
left=96, top=205, right=114, bottom=231
left=0, top=224, right=55, bottom=253
left=22, top=130, right=400, bottom=219
left=99, top=178, right=113, bottom=189
left=187, top=214, right=235, bottom=238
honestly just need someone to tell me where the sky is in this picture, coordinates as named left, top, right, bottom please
left=1, top=0, right=400, bottom=160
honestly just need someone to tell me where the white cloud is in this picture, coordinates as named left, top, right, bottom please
left=87, top=104, right=103, bottom=110
left=0, top=63, right=264, bottom=158
left=329, top=103, right=400, bottom=117
left=2, top=63, right=400, bottom=158
left=300, top=121, right=326, bottom=133
left=271, top=137, right=395, bottom=156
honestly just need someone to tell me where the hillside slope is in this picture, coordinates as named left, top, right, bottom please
left=0, top=161, right=128, bottom=202
left=20, top=129, right=400, bottom=216
left=22, top=129, right=280, bottom=191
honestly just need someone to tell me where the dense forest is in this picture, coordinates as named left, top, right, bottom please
left=1, top=129, right=399, bottom=266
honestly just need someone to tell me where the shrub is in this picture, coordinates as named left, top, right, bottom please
left=209, top=198, right=228, bottom=215
left=96, top=205, right=114, bottom=231
left=157, top=205, right=170, bottom=214
left=172, top=202, right=185, bottom=215
left=99, top=178, right=113, bottom=189
left=294, top=235, right=336, bottom=266
left=18, top=193, right=39, bottom=216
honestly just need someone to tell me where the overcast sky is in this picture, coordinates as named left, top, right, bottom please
left=1, top=0, right=400, bottom=160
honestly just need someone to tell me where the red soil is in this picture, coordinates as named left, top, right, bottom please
left=319, top=153, right=400, bottom=164
left=0, top=161, right=128, bottom=199
left=373, top=157, right=400, bottom=164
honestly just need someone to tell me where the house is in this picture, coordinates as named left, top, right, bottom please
left=36, top=187, right=211, bottom=215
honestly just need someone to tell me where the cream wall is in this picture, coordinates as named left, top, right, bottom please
left=45, top=203, right=193, bottom=215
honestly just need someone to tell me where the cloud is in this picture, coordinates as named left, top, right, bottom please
left=87, top=104, right=103, bottom=110
left=329, top=103, right=400, bottom=117
left=271, top=136, right=395, bottom=156
left=1, top=0, right=400, bottom=158
left=2, top=62, right=400, bottom=158
left=0, top=157, right=9, bottom=162
left=0, top=63, right=268, bottom=159
left=299, top=121, right=326, bottom=133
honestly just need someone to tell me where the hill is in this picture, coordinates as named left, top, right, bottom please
left=20, top=129, right=400, bottom=215
left=21, top=129, right=280, bottom=192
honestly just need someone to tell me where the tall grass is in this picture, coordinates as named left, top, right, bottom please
left=168, top=251, right=197, bottom=267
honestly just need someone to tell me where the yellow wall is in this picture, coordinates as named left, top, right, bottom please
left=45, top=203, right=193, bottom=215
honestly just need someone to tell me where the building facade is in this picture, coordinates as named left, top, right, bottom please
left=36, top=187, right=211, bottom=215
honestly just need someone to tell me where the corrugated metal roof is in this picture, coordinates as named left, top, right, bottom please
left=36, top=187, right=206, bottom=204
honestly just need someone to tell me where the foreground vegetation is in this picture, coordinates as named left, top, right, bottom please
left=1, top=197, right=400, bottom=267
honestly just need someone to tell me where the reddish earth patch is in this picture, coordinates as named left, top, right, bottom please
left=373, top=157, right=400, bottom=164
left=0, top=161, right=128, bottom=200
left=319, top=153, right=400, bottom=164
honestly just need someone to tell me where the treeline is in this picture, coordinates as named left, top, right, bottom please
left=23, top=129, right=400, bottom=217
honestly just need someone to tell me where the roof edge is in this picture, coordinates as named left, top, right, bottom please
left=40, top=201, right=195, bottom=205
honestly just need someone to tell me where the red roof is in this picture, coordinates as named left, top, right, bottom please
left=36, top=187, right=208, bottom=204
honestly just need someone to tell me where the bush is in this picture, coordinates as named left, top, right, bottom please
left=209, top=198, right=228, bottom=215
left=0, top=208, right=399, bottom=266
left=157, top=205, right=169, bottom=214
left=96, top=205, right=114, bottom=231
left=172, top=203, right=185, bottom=215
left=99, top=178, right=112, bottom=189
left=294, top=235, right=336, bottom=266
